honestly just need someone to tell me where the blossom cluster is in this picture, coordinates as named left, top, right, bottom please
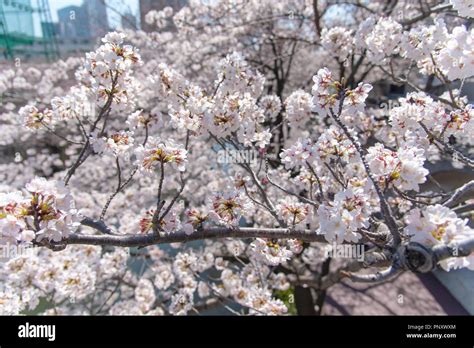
left=401, top=19, right=474, bottom=80
left=250, top=238, right=303, bottom=266
left=20, top=85, right=94, bottom=131
left=276, top=197, right=310, bottom=227
left=206, top=52, right=266, bottom=144
left=284, top=90, right=313, bottom=127
left=0, top=177, right=81, bottom=245
left=321, top=26, right=354, bottom=62
left=51, top=85, right=93, bottom=123
left=84, top=32, right=142, bottom=110
left=0, top=246, right=128, bottom=315
left=138, top=206, right=181, bottom=234
left=259, top=95, right=282, bottom=120
left=438, top=25, right=474, bottom=80
left=144, top=6, right=174, bottom=29
left=19, top=105, right=53, bottom=130
left=405, top=205, right=474, bottom=271
left=318, top=186, right=370, bottom=243
left=356, top=17, right=402, bottom=62
left=127, top=109, right=163, bottom=134
left=135, top=136, right=188, bottom=173
left=280, top=138, right=316, bottom=170
left=218, top=265, right=289, bottom=315
left=208, top=189, right=251, bottom=226
left=311, top=68, right=372, bottom=117
left=4, top=0, right=474, bottom=318
left=389, top=92, right=474, bottom=144
left=182, top=208, right=208, bottom=235
left=366, top=142, right=429, bottom=192
left=314, top=125, right=357, bottom=164
left=91, top=130, right=135, bottom=158
left=280, top=125, right=358, bottom=172
left=400, top=18, right=448, bottom=76
left=150, top=52, right=268, bottom=147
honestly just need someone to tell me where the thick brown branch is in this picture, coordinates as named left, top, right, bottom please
left=69, top=221, right=355, bottom=247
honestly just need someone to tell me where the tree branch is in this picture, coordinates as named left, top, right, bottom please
left=341, top=265, right=402, bottom=283
left=328, top=102, right=402, bottom=247
left=68, top=221, right=359, bottom=247
left=442, top=180, right=474, bottom=208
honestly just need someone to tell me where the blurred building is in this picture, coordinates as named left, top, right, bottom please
left=56, top=0, right=110, bottom=57
left=121, top=11, right=138, bottom=30
left=139, top=0, right=187, bottom=32
left=85, top=0, right=109, bottom=39
left=0, top=0, right=58, bottom=61
left=57, top=5, right=90, bottom=40
left=41, top=21, right=59, bottom=38
left=1, top=0, right=34, bottom=37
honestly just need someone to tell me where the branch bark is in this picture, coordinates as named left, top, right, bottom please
left=71, top=223, right=336, bottom=247
left=442, top=180, right=474, bottom=208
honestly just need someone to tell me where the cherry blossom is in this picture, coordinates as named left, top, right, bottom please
left=438, top=25, right=474, bottom=80
left=314, top=125, right=357, bottom=164
left=366, top=142, right=429, bottom=192
left=284, top=90, right=313, bottom=127
left=318, top=187, right=370, bottom=244
left=91, top=130, right=135, bottom=158
left=135, top=137, right=188, bottom=173
left=356, top=17, right=403, bottom=62
left=1, top=2, right=474, bottom=318
left=19, top=105, right=53, bottom=130
left=259, top=95, right=282, bottom=120
left=0, top=177, right=80, bottom=245
left=280, top=138, right=316, bottom=169
left=277, top=198, right=310, bottom=227
left=208, top=189, right=251, bottom=227
left=406, top=205, right=474, bottom=271
left=321, top=26, right=354, bottom=62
